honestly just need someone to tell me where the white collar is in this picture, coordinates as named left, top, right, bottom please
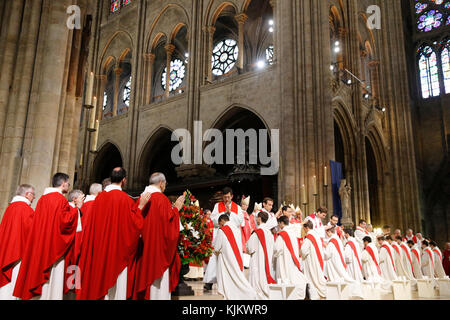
left=11, top=196, right=31, bottom=206
left=43, top=187, right=63, bottom=195
left=143, top=185, right=161, bottom=195
left=69, top=202, right=76, bottom=208
left=105, top=184, right=122, bottom=192
left=85, top=195, right=96, bottom=202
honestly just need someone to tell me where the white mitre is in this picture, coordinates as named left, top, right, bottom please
left=241, top=196, right=250, bottom=206
left=253, top=202, right=262, bottom=212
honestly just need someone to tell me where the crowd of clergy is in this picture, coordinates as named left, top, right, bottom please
left=0, top=168, right=449, bottom=300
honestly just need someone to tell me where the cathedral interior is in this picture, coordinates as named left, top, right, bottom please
left=0, top=0, right=448, bottom=246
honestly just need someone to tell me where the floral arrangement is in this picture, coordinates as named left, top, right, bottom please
left=178, top=190, right=213, bottom=265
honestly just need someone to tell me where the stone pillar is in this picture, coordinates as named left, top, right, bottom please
left=144, top=53, right=155, bottom=105
left=235, top=13, right=248, bottom=70
left=368, top=60, right=380, bottom=105
left=205, top=26, right=215, bottom=82
left=112, top=67, right=122, bottom=116
left=164, top=44, right=175, bottom=98
left=97, top=74, right=107, bottom=120
left=0, top=0, right=25, bottom=154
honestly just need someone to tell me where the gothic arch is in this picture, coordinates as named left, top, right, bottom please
left=206, top=1, right=240, bottom=26
left=208, top=104, right=272, bottom=133
left=99, top=30, right=134, bottom=74
left=91, top=141, right=124, bottom=183
left=145, top=4, right=190, bottom=53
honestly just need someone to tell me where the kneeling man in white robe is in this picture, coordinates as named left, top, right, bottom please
left=394, top=236, right=416, bottom=282
left=214, top=214, right=257, bottom=300
left=430, top=241, right=446, bottom=279
left=378, top=236, right=398, bottom=281
left=407, top=240, right=423, bottom=279
left=421, top=240, right=435, bottom=278
left=361, top=236, right=383, bottom=282
left=342, top=229, right=364, bottom=282
left=273, top=216, right=309, bottom=300
left=247, top=211, right=275, bottom=300
left=301, top=220, right=326, bottom=299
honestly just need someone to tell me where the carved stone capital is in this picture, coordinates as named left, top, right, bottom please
left=235, top=13, right=249, bottom=25
left=164, top=44, right=176, bottom=55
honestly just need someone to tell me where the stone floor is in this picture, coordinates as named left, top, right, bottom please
left=173, top=278, right=450, bottom=301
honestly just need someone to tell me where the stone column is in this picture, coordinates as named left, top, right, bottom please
left=144, top=53, right=155, bottom=105
left=368, top=60, right=380, bottom=105
left=0, top=0, right=25, bottom=154
left=97, top=74, right=107, bottom=120
left=205, top=26, right=215, bottom=82
left=164, top=44, right=175, bottom=98
left=113, top=67, right=122, bottom=116
left=235, top=13, right=248, bottom=70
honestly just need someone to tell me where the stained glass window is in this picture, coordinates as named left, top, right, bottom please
left=442, top=41, right=450, bottom=93
left=111, top=0, right=120, bottom=13
left=266, top=46, right=274, bottom=65
left=212, top=39, right=239, bottom=76
left=123, top=0, right=132, bottom=6
left=418, top=46, right=440, bottom=98
left=123, top=77, right=131, bottom=106
left=161, top=59, right=186, bottom=92
left=417, top=10, right=444, bottom=31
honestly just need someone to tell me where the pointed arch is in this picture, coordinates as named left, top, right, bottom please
left=98, top=30, right=134, bottom=74
left=91, top=141, right=124, bottom=183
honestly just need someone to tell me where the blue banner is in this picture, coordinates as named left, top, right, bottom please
left=330, top=160, right=343, bottom=223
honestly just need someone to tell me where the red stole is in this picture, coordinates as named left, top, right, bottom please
left=330, top=238, right=347, bottom=269
left=347, top=240, right=362, bottom=271
left=255, top=229, right=276, bottom=284
left=392, top=243, right=401, bottom=256
left=382, top=244, right=396, bottom=272
left=221, top=225, right=243, bottom=271
left=412, top=248, right=421, bottom=265
left=218, top=202, right=239, bottom=214
left=400, top=244, right=414, bottom=272
left=366, top=245, right=381, bottom=275
left=308, top=214, right=322, bottom=228
left=432, top=248, right=442, bottom=260
left=306, top=233, right=324, bottom=271
left=425, top=248, right=434, bottom=268
left=278, top=231, right=301, bottom=272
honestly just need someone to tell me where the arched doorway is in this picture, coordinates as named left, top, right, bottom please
left=137, top=127, right=180, bottom=191
left=92, top=142, right=123, bottom=183
left=365, top=137, right=380, bottom=225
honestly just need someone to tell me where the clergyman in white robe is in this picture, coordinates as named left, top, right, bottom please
left=430, top=246, right=446, bottom=279
left=214, top=221, right=257, bottom=300
left=421, top=246, right=435, bottom=278
left=361, top=242, right=383, bottom=282
left=396, top=241, right=416, bottom=281
left=301, top=229, right=326, bottom=299
left=273, top=224, right=308, bottom=300
left=379, top=241, right=398, bottom=281
left=247, top=222, right=274, bottom=300
left=205, top=200, right=245, bottom=285
left=343, top=236, right=364, bottom=282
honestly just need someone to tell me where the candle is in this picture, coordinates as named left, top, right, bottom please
left=89, top=96, right=97, bottom=129
left=92, top=120, right=99, bottom=151
left=301, top=184, right=307, bottom=204
left=85, top=71, right=94, bottom=106
left=324, top=166, right=328, bottom=186
left=313, top=176, right=318, bottom=195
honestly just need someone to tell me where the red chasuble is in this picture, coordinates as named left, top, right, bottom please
left=0, top=202, right=34, bottom=288
left=76, top=190, right=144, bottom=300
left=13, top=192, right=78, bottom=300
left=241, top=211, right=252, bottom=253
left=255, top=229, right=276, bottom=284
left=130, top=192, right=180, bottom=300
left=278, top=231, right=302, bottom=272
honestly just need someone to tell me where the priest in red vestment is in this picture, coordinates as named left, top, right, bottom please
left=240, top=196, right=253, bottom=253
left=13, top=173, right=80, bottom=300
left=0, top=184, right=35, bottom=300
left=131, top=172, right=184, bottom=300
left=76, top=168, right=149, bottom=300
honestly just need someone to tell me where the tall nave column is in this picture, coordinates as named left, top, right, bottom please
left=144, top=53, right=155, bottom=105
left=164, top=44, right=176, bottom=98
left=235, top=13, right=248, bottom=70
left=113, top=67, right=122, bottom=116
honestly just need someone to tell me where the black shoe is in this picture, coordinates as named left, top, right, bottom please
left=204, top=283, right=213, bottom=291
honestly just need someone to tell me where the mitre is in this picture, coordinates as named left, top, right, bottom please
left=253, top=202, right=262, bottom=212
left=241, top=196, right=250, bottom=206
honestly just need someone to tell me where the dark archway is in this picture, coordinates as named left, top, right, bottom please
left=365, top=137, right=380, bottom=225
left=92, top=142, right=123, bottom=183
left=334, top=119, right=346, bottom=176
left=137, top=127, right=179, bottom=191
